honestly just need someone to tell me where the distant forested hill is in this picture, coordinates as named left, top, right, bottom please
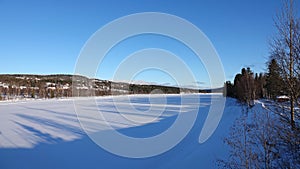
left=0, top=74, right=209, bottom=100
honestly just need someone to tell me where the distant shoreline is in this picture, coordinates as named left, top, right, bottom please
left=0, top=74, right=222, bottom=101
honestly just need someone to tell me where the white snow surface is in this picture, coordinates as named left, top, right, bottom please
left=0, top=94, right=241, bottom=169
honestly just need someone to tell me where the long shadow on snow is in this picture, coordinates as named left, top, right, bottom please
left=0, top=108, right=211, bottom=169
left=0, top=96, right=233, bottom=169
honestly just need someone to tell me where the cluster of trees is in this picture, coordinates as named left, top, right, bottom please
left=225, top=67, right=267, bottom=106
left=221, top=1, right=300, bottom=168
left=225, top=57, right=293, bottom=105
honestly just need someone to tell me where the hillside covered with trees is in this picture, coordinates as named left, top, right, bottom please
left=0, top=74, right=205, bottom=100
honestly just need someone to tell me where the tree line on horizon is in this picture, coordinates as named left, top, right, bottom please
left=0, top=74, right=205, bottom=100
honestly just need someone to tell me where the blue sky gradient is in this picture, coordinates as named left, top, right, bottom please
left=0, top=0, right=290, bottom=87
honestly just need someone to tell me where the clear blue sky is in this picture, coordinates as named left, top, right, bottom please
left=0, top=0, right=287, bottom=88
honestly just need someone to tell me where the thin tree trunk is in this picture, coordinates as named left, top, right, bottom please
left=289, top=0, right=295, bottom=128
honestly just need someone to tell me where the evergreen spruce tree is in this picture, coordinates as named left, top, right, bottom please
left=265, top=59, right=285, bottom=100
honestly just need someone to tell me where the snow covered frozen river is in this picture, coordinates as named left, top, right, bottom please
left=0, top=94, right=240, bottom=169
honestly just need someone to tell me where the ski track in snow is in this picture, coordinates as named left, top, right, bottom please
left=0, top=94, right=240, bottom=169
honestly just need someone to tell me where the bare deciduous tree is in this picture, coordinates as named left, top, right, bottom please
left=270, top=0, right=300, bottom=127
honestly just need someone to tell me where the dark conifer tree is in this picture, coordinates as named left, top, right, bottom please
left=265, top=59, right=285, bottom=100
